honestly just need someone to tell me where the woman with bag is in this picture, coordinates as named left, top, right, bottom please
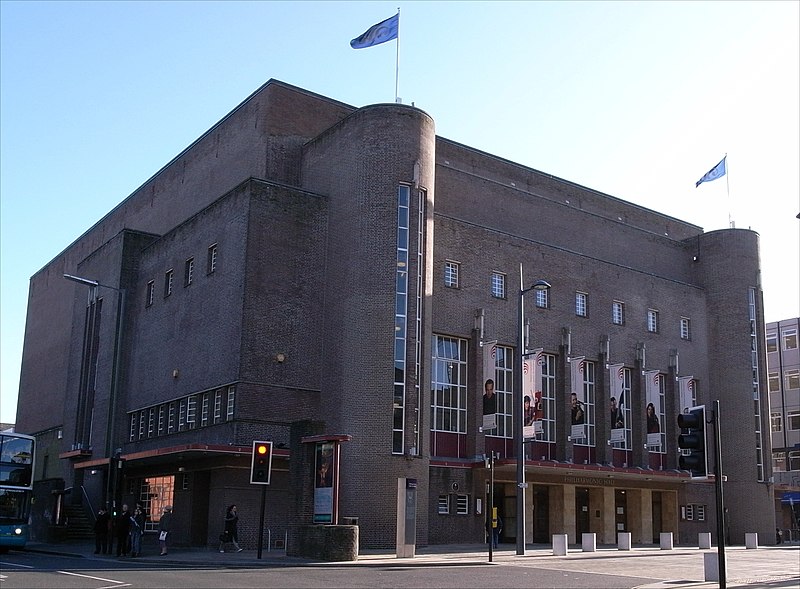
left=158, top=505, right=173, bottom=556
left=218, top=505, right=242, bottom=552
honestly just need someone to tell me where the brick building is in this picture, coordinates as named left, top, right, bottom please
left=16, top=79, right=780, bottom=549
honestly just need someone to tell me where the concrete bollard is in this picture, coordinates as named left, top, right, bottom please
left=618, top=532, right=632, bottom=550
left=745, top=532, right=758, bottom=549
left=552, top=534, right=568, bottom=556
left=659, top=532, right=673, bottom=550
left=698, top=532, right=712, bottom=549
left=704, top=552, right=719, bottom=581
left=582, top=533, right=596, bottom=552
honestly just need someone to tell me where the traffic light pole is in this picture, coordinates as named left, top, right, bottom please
left=257, top=484, right=266, bottom=559
left=712, top=399, right=727, bottom=588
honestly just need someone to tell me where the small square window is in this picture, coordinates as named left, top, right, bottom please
left=491, top=272, right=506, bottom=298
left=647, top=309, right=659, bottom=333
left=185, top=258, right=194, bottom=286
left=444, top=261, right=459, bottom=288
left=575, top=292, right=587, bottom=317
left=438, top=494, right=450, bottom=514
left=787, top=370, right=800, bottom=391
left=766, top=333, right=778, bottom=353
left=680, top=317, right=691, bottom=340
left=612, top=301, right=624, bottom=325
left=207, top=244, right=218, bottom=274
left=783, top=329, right=798, bottom=351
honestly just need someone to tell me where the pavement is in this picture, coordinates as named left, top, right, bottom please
left=19, top=538, right=800, bottom=588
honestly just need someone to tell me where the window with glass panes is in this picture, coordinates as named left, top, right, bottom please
left=575, top=361, right=596, bottom=447
left=766, top=332, right=778, bottom=353
left=786, top=369, right=800, bottom=390
left=493, top=345, right=514, bottom=438
left=771, top=412, right=783, bottom=433
left=680, top=317, right=691, bottom=340
left=769, top=371, right=780, bottom=392
left=393, top=186, right=410, bottom=454
left=491, top=272, right=506, bottom=299
left=535, top=288, right=548, bottom=308
left=444, top=261, right=459, bottom=288
left=647, top=309, right=659, bottom=333
left=783, top=328, right=798, bottom=350
left=540, top=353, right=556, bottom=442
left=226, top=386, right=235, bottom=420
left=612, top=301, right=624, bottom=325
left=575, top=292, right=587, bottom=317
left=431, top=335, right=468, bottom=433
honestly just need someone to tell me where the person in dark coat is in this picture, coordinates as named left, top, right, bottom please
left=115, top=504, right=131, bottom=557
left=218, top=505, right=242, bottom=552
left=158, top=505, right=173, bottom=555
left=93, top=508, right=111, bottom=554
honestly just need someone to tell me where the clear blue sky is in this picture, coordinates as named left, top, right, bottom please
left=2, top=1, right=798, bottom=423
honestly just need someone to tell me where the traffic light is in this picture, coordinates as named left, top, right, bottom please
left=677, top=405, right=708, bottom=479
left=250, top=441, right=273, bottom=484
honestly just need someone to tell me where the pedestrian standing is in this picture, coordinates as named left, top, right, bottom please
left=129, top=506, right=145, bottom=557
left=158, top=505, right=173, bottom=556
left=115, top=504, right=131, bottom=557
left=93, top=508, right=111, bottom=554
left=218, top=505, right=243, bottom=552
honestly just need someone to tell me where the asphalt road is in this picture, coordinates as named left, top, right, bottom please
left=2, top=542, right=798, bottom=588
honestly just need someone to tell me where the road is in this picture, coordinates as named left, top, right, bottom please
left=1, top=543, right=798, bottom=588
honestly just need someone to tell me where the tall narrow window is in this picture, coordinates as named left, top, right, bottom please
left=680, top=317, right=691, bottom=340
left=146, top=281, right=155, bottom=307
left=491, top=272, right=506, bottom=299
left=164, top=270, right=173, bottom=297
left=647, top=309, right=659, bottom=333
left=207, top=244, right=218, bottom=274
left=185, top=258, right=194, bottom=286
left=213, top=389, right=222, bottom=424
left=575, top=292, right=587, bottom=317
left=147, top=408, right=155, bottom=438
left=444, top=261, right=459, bottom=288
left=186, top=395, right=197, bottom=429
left=200, top=393, right=210, bottom=427
left=393, top=186, right=410, bottom=454
left=494, top=345, right=513, bottom=438
left=766, top=332, right=778, bottom=353
left=574, top=361, right=596, bottom=447
left=226, top=386, right=235, bottom=420
left=612, top=301, right=624, bottom=325
left=539, top=353, right=556, bottom=444
left=157, top=406, right=165, bottom=436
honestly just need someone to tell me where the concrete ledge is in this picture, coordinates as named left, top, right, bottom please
left=286, top=525, right=359, bottom=561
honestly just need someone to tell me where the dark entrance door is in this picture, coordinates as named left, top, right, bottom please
left=652, top=491, right=662, bottom=543
left=532, top=486, right=550, bottom=543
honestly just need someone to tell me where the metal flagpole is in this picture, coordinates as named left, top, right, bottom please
left=395, top=8, right=400, bottom=102
left=725, top=153, right=732, bottom=228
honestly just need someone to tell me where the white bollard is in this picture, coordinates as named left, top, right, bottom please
left=582, top=532, right=596, bottom=552
left=698, top=532, right=712, bottom=549
left=552, top=534, right=568, bottom=556
left=745, top=532, right=758, bottom=549
left=704, top=552, right=719, bottom=581
left=660, top=532, right=673, bottom=550
left=618, top=532, right=632, bottom=550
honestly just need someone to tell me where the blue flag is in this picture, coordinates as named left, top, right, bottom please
left=695, top=157, right=727, bottom=188
left=350, top=14, right=399, bottom=49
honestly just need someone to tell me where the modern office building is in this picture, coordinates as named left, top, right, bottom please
left=767, top=317, right=800, bottom=538
left=15, top=79, right=782, bottom=549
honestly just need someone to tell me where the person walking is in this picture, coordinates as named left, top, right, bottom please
left=129, top=505, right=145, bottom=557
left=158, top=505, right=173, bottom=556
left=93, top=508, right=111, bottom=555
left=218, top=505, right=243, bottom=552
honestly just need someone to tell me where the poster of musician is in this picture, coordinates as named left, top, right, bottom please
left=569, top=356, right=586, bottom=441
left=522, top=349, right=543, bottom=438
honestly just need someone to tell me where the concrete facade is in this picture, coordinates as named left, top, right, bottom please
left=15, top=79, right=780, bottom=550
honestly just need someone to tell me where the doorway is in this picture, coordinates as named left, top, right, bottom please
left=576, top=487, right=590, bottom=537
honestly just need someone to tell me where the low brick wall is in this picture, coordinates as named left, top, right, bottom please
left=287, top=525, right=359, bottom=561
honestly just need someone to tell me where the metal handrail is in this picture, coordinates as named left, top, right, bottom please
left=80, top=485, right=96, bottom=522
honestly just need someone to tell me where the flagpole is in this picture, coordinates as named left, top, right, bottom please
left=395, top=8, right=400, bottom=103
left=725, top=153, right=732, bottom=228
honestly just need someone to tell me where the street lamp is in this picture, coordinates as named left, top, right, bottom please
left=516, top=265, right=550, bottom=555
left=64, top=274, right=126, bottom=512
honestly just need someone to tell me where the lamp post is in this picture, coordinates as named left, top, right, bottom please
left=515, top=264, right=550, bottom=555
left=64, top=274, right=126, bottom=512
